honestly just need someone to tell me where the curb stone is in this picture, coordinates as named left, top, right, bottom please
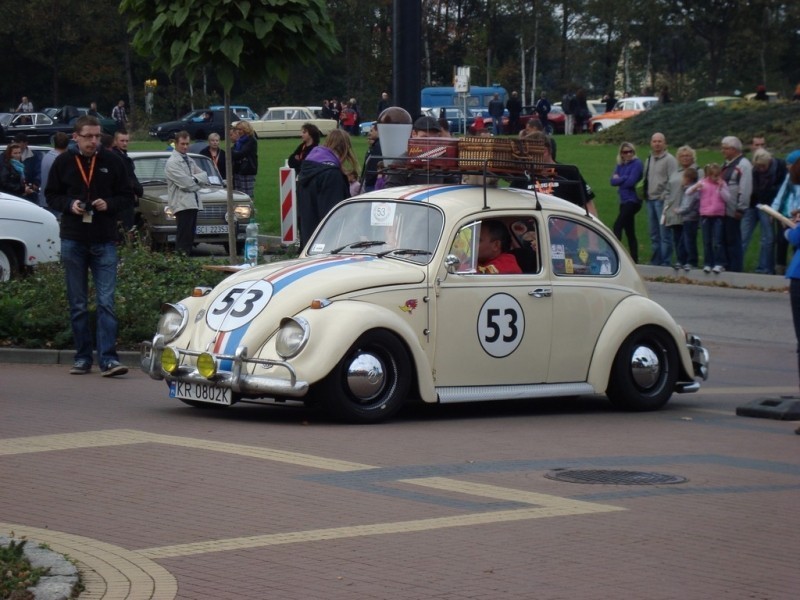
left=0, top=536, right=80, bottom=600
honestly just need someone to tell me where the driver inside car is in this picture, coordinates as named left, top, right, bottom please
left=477, top=219, right=522, bottom=274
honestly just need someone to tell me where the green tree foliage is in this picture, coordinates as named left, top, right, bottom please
left=1, top=0, right=799, bottom=120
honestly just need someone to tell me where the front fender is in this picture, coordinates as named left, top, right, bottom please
left=257, top=300, right=437, bottom=402
left=586, top=295, right=694, bottom=393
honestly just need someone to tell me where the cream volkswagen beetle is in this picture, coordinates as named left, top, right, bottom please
left=141, top=183, right=708, bottom=423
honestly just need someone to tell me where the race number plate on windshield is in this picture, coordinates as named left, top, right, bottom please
left=169, top=381, right=230, bottom=405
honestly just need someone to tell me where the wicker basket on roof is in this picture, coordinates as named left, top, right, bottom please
left=458, top=136, right=547, bottom=174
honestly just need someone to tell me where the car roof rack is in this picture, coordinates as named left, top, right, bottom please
left=368, top=155, right=590, bottom=216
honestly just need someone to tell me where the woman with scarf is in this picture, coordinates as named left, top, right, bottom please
left=297, top=129, right=359, bottom=250
left=231, top=121, right=258, bottom=199
left=0, top=143, right=37, bottom=201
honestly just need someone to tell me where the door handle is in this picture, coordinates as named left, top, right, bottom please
left=529, top=287, right=552, bottom=298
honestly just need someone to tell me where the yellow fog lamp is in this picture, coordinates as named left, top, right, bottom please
left=161, top=347, right=179, bottom=374
left=197, top=353, right=217, bottom=379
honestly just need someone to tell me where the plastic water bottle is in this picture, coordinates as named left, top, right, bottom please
left=244, top=219, right=259, bottom=266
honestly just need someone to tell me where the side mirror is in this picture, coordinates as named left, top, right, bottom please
left=445, top=254, right=461, bottom=274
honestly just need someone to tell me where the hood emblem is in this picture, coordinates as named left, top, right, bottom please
left=399, top=299, right=418, bottom=314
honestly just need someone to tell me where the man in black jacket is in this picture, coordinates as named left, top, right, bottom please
left=45, top=116, right=134, bottom=377
left=110, top=129, right=143, bottom=234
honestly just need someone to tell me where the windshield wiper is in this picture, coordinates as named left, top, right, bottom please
left=377, top=248, right=432, bottom=258
left=330, top=240, right=386, bottom=254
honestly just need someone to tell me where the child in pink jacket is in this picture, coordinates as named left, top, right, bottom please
left=687, top=163, right=730, bottom=273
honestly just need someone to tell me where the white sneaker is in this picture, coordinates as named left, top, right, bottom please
left=712, top=265, right=725, bottom=274
left=683, top=264, right=692, bottom=271
left=703, top=265, right=711, bottom=273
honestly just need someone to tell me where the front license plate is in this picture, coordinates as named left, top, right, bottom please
left=196, top=224, right=228, bottom=234
left=169, top=381, right=230, bottom=405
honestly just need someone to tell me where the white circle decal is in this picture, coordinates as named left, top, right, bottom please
left=206, top=280, right=273, bottom=332
left=477, top=293, right=525, bottom=358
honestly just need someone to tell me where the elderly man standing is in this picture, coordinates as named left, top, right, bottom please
left=165, top=130, right=209, bottom=256
left=642, top=132, right=678, bottom=265
left=720, top=136, right=753, bottom=272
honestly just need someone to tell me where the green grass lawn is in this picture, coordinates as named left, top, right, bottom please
left=129, top=132, right=759, bottom=270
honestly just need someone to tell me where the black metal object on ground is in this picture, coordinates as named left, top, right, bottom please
left=545, top=469, right=688, bottom=485
left=736, top=396, right=800, bottom=421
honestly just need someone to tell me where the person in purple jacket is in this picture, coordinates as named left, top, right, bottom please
left=610, top=141, right=644, bottom=263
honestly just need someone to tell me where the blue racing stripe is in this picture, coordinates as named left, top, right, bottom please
left=405, top=185, right=473, bottom=202
left=218, top=255, right=376, bottom=370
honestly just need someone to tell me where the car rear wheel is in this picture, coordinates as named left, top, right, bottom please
left=316, top=329, right=410, bottom=424
left=0, top=243, right=20, bottom=282
left=606, top=326, right=678, bottom=411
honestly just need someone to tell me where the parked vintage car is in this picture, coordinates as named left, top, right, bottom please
left=248, top=106, right=338, bottom=139
left=129, top=152, right=254, bottom=252
left=141, top=178, right=709, bottom=424
left=588, top=96, right=658, bottom=132
left=0, top=191, right=60, bottom=281
left=209, top=105, right=259, bottom=121
left=696, top=96, right=743, bottom=107
left=504, top=105, right=567, bottom=135
left=421, top=106, right=475, bottom=134
left=149, top=109, right=239, bottom=141
left=52, top=106, right=118, bottom=135
left=0, top=112, right=73, bottom=144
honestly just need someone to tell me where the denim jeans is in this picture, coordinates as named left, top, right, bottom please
left=492, top=118, right=502, bottom=136
left=740, top=207, right=774, bottom=273
left=701, top=216, right=725, bottom=268
left=645, top=199, right=671, bottom=265
left=724, top=215, right=743, bottom=272
left=61, top=239, right=120, bottom=370
left=681, top=220, right=700, bottom=267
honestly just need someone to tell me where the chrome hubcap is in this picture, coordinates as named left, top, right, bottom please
left=630, top=346, right=660, bottom=389
left=346, top=352, right=386, bottom=401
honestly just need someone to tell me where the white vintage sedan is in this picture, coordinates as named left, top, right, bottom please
left=141, top=182, right=708, bottom=423
left=0, top=192, right=60, bottom=281
left=247, top=106, right=338, bottom=139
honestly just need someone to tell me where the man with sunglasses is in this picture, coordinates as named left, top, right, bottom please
left=45, top=116, right=134, bottom=377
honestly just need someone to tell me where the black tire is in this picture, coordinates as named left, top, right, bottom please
left=316, top=329, right=411, bottom=424
left=606, top=326, right=678, bottom=411
left=0, top=243, right=20, bottom=282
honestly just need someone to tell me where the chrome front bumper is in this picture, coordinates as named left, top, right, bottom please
left=675, top=333, right=709, bottom=394
left=140, top=334, right=309, bottom=398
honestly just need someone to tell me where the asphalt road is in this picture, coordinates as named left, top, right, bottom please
left=1, top=281, right=798, bottom=600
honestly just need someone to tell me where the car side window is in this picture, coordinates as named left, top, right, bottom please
left=548, top=216, right=618, bottom=276
left=447, top=217, right=540, bottom=275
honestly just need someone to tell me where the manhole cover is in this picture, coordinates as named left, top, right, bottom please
left=544, top=469, right=687, bottom=485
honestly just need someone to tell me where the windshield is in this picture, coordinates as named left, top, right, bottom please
left=307, top=200, right=444, bottom=265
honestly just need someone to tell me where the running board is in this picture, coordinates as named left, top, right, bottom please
left=436, top=383, right=595, bottom=404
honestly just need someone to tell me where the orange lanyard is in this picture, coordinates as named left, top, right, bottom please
left=74, top=154, right=96, bottom=199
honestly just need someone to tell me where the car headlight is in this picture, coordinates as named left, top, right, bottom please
left=157, top=303, right=188, bottom=342
left=234, top=205, right=252, bottom=220
left=163, top=206, right=175, bottom=220
left=275, top=317, right=310, bottom=359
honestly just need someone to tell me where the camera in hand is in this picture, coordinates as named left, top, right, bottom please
left=79, top=201, right=93, bottom=214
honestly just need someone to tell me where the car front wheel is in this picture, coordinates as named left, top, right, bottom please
left=316, top=329, right=411, bottom=424
left=606, top=326, right=678, bottom=411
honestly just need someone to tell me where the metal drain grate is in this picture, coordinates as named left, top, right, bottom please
left=545, top=469, right=687, bottom=485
